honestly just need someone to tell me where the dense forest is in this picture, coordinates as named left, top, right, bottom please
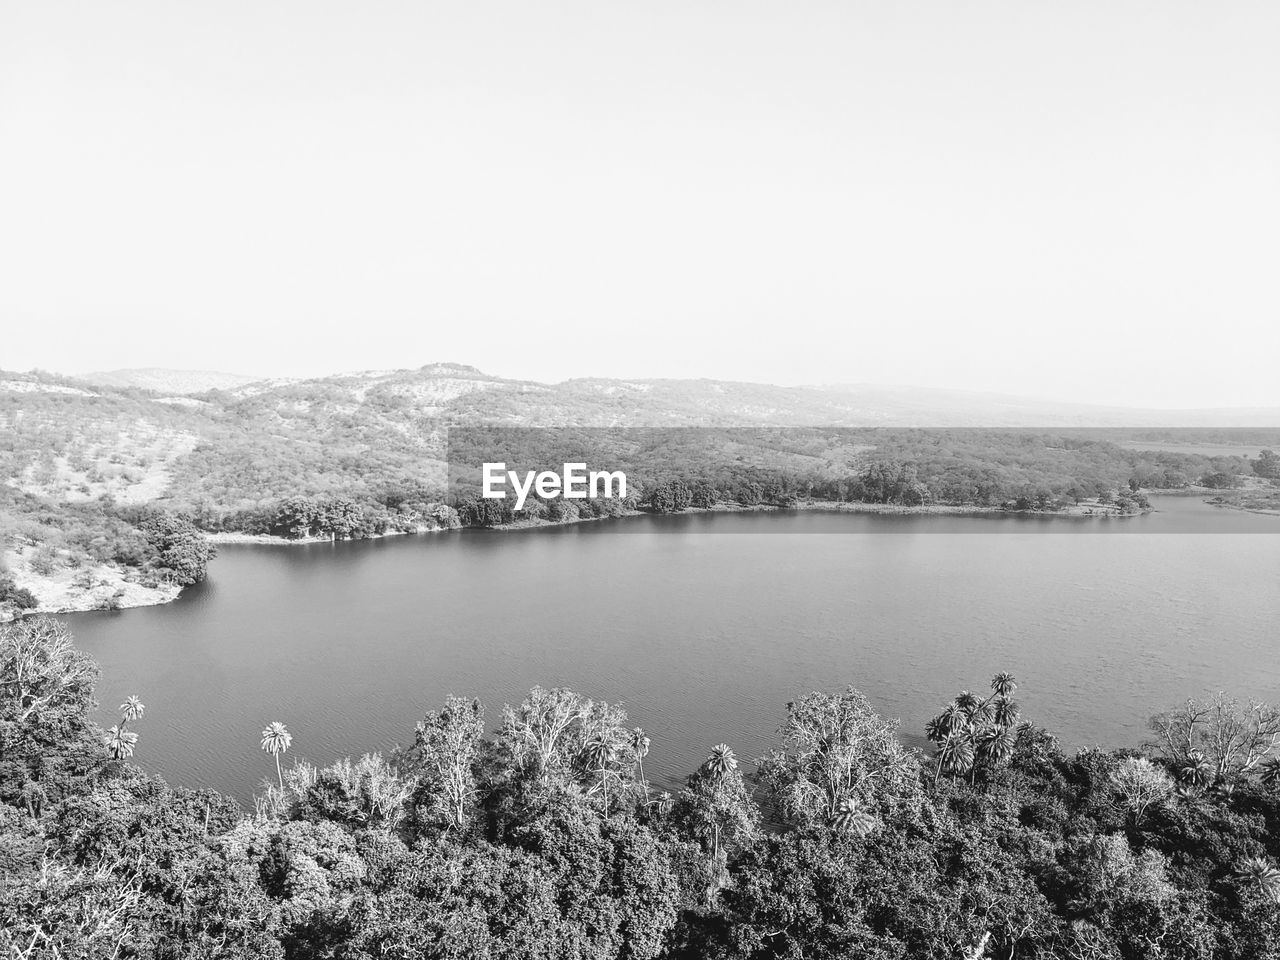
left=6, top=616, right=1280, bottom=958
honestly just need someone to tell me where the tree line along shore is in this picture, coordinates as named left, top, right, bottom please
left=4, top=434, right=1278, bottom=621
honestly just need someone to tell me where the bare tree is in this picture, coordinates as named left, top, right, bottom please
left=1149, top=693, right=1280, bottom=784
left=3, top=853, right=142, bottom=960
left=1109, top=757, right=1173, bottom=824
left=756, top=686, right=920, bottom=827
left=323, top=753, right=414, bottom=829
left=498, top=686, right=591, bottom=781
left=497, top=687, right=633, bottom=796
left=0, top=618, right=96, bottom=725
left=409, top=696, right=485, bottom=833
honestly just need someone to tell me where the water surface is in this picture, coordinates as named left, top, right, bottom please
left=66, top=497, right=1280, bottom=804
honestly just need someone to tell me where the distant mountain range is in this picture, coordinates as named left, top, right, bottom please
left=47, top=363, right=1280, bottom=428
left=79, top=368, right=264, bottom=394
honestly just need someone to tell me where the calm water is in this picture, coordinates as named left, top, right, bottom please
left=65, top=498, right=1280, bottom=805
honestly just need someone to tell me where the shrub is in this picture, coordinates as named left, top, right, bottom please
left=0, top=577, right=38, bottom=611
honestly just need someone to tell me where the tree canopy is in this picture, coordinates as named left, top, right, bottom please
left=6, top=618, right=1280, bottom=958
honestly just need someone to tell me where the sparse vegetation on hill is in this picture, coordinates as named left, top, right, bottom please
left=79, top=368, right=265, bottom=394
left=2, top=366, right=1277, bottom=618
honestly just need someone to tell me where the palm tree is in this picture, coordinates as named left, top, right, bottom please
left=260, top=722, right=293, bottom=791
left=926, top=703, right=968, bottom=745
left=702, top=744, right=738, bottom=864
left=940, top=702, right=968, bottom=733
left=831, top=797, right=878, bottom=838
left=992, top=696, right=1021, bottom=728
left=104, top=725, right=138, bottom=760
left=1261, top=757, right=1280, bottom=788
left=991, top=672, right=1017, bottom=698
left=582, top=735, right=616, bottom=811
left=119, top=696, right=145, bottom=726
left=1234, top=857, right=1280, bottom=903
left=1179, top=750, right=1213, bottom=793
left=955, top=691, right=980, bottom=719
left=977, top=724, right=1017, bottom=768
left=1176, top=782, right=1209, bottom=808
left=629, top=727, right=651, bottom=788
left=968, top=697, right=995, bottom=725
left=924, top=714, right=951, bottom=744
left=705, top=744, right=738, bottom=780
left=935, top=731, right=975, bottom=785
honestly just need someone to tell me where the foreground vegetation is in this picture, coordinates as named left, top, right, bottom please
left=6, top=618, right=1280, bottom=958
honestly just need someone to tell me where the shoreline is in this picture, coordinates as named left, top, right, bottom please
left=491, top=499, right=1148, bottom=531
left=0, top=495, right=1205, bottom=623
left=1206, top=501, right=1280, bottom=518
left=204, top=526, right=442, bottom=545
left=0, top=547, right=182, bottom=623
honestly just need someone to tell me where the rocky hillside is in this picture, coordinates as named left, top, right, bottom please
left=5, top=363, right=1280, bottom=515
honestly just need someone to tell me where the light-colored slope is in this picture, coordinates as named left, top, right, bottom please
left=81, top=368, right=263, bottom=394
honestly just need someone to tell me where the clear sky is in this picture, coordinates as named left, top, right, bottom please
left=2, top=1, right=1277, bottom=408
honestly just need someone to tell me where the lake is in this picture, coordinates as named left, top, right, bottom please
left=65, top=497, right=1280, bottom=805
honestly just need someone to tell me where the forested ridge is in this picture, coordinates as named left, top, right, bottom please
left=4, top=366, right=1279, bottom=619
left=6, top=617, right=1280, bottom=958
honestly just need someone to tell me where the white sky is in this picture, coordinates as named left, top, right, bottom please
left=2, top=1, right=1277, bottom=408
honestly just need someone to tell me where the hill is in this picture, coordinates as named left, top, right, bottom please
left=32, top=363, right=1280, bottom=428
left=2, top=363, right=1279, bottom=618
left=79, top=367, right=265, bottom=394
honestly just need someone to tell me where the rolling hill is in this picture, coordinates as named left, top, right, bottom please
left=5, top=362, right=1280, bottom=513
left=3, top=362, right=1279, bottom=619
left=79, top=368, right=266, bottom=394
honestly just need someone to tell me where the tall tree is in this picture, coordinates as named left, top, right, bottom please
left=992, top=696, right=1021, bottom=727
left=497, top=686, right=591, bottom=783
left=582, top=734, right=617, bottom=812
left=991, top=672, right=1018, bottom=698
left=629, top=727, right=651, bottom=791
left=677, top=743, right=760, bottom=873
left=757, top=687, right=919, bottom=826
left=1150, top=694, right=1280, bottom=784
left=706, top=743, right=737, bottom=781
left=261, top=721, right=293, bottom=791
left=935, top=731, right=975, bottom=784
left=0, top=618, right=101, bottom=808
left=976, top=725, right=1017, bottom=768
left=104, top=725, right=138, bottom=760
left=138, top=512, right=215, bottom=585
left=406, top=697, right=484, bottom=835
left=1109, top=757, right=1173, bottom=825
left=496, top=686, right=632, bottom=798
left=119, top=695, right=145, bottom=727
